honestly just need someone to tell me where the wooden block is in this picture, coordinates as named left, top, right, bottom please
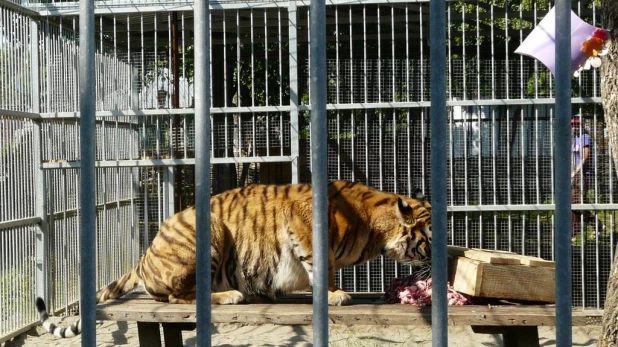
left=447, top=246, right=522, bottom=265
left=449, top=256, right=556, bottom=303
left=447, top=246, right=555, bottom=268
left=488, top=250, right=555, bottom=268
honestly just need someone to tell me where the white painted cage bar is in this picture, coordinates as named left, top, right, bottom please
left=0, top=0, right=612, bottom=343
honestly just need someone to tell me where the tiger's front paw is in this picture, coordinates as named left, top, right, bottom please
left=328, top=289, right=352, bottom=306
left=212, top=290, right=245, bottom=305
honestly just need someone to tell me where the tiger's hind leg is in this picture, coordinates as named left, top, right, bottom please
left=212, top=290, right=245, bottom=305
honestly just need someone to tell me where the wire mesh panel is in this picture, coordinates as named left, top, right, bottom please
left=38, top=18, right=135, bottom=113
left=1, top=1, right=616, bottom=341
left=300, top=102, right=616, bottom=308
left=0, top=4, right=32, bottom=112
left=0, top=225, right=38, bottom=338
left=0, top=113, right=38, bottom=339
left=0, top=116, right=36, bottom=222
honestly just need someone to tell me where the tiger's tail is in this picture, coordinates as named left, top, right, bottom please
left=36, top=263, right=142, bottom=338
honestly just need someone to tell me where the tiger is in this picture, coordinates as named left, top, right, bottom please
left=35, top=180, right=432, bottom=338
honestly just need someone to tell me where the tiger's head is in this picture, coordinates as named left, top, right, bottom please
left=382, top=191, right=432, bottom=267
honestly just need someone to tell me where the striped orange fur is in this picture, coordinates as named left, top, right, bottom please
left=36, top=180, right=431, bottom=337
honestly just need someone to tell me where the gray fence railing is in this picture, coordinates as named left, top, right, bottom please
left=0, top=0, right=611, bottom=345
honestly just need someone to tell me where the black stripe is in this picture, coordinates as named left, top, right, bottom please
left=334, top=230, right=347, bottom=258
left=159, top=230, right=195, bottom=253
left=70, top=321, right=80, bottom=335
left=48, top=323, right=57, bottom=334
left=374, top=198, right=392, bottom=207
left=338, top=226, right=359, bottom=260
left=353, top=230, right=375, bottom=265
left=228, top=256, right=238, bottom=289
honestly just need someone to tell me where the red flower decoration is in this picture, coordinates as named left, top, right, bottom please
left=592, top=29, right=609, bottom=42
left=582, top=37, right=604, bottom=57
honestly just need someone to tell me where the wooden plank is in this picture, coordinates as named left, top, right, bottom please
left=95, top=292, right=586, bottom=327
left=449, top=256, right=556, bottom=303
left=447, top=246, right=555, bottom=268
left=447, top=246, right=522, bottom=265
left=488, top=250, right=555, bottom=268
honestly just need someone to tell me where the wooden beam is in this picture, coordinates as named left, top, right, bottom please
left=96, top=292, right=586, bottom=326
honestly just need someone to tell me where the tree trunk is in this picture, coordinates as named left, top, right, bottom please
left=599, top=2, right=618, bottom=346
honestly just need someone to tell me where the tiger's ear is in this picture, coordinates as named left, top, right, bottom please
left=396, top=197, right=413, bottom=219
left=412, top=188, right=425, bottom=201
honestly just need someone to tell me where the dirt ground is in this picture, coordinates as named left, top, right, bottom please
left=1, top=316, right=603, bottom=347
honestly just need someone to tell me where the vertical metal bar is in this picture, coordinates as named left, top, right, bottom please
left=476, top=2, right=483, bottom=248
left=377, top=6, right=381, bottom=103
left=533, top=2, right=541, bottom=257
left=32, top=19, right=49, bottom=305
left=289, top=1, right=300, bottom=184
left=310, top=0, right=328, bottom=344
left=461, top=4, right=466, bottom=100
left=143, top=168, right=149, bottom=253
left=349, top=6, right=353, bottom=106
left=555, top=1, right=572, bottom=345
left=363, top=5, right=372, bottom=292
left=476, top=2, right=480, bottom=99
left=0, top=8, right=4, bottom=109
left=504, top=6, right=509, bottom=99
left=391, top=5, right=395, bottom=105
left=335, top=7, right=340, bottom=106
left=405, top=4, right=411, bottom=196
left=550, top=108, right=555, bottom=258
left=430, top=0, right=447, bottom=347
left=264, top=9, right=269, bottom=107
left=79, top=0, right=96, bottom=344
left=164, top=168, right=175, bottom=219
left=140, top=15, right=145, bottom=112
left=447, top=4, right=452, bottom=100
left=251, top=9, right=255, bottom=106
left=195, top=0, right=212, bottom=345
left=265, top=9, right=271, bottom=157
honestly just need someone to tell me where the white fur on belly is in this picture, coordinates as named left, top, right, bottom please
left=272, top=244, right=311, bottom=293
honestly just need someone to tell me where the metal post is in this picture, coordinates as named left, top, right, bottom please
left=79, top=0, right=96, bottom=345
left=309, top=0, right=327, bottom=345
left=430, top=0, right=448, bottom=346
left=554, top=1, right=572, bottom=346
left=194, top=0, right=212, bottom=346
left=163, top=167, right=175, bottom=219
left=32, top=20, right=49, bottom=304
left=289, top=0, right=299, bottom=184
left=171, top=12, right=183, bottom=212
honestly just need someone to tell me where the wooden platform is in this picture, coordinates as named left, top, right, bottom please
left=95, top=292, right=587, bottom=347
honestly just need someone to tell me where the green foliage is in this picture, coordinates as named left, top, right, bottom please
left=526, top=70, right=551, bottom=97
left=0, top=265, right=34, bottom=322
left=234, top=41, right=290, bottom=107
left=0, top=47, right=31, bottom=108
